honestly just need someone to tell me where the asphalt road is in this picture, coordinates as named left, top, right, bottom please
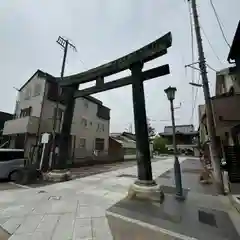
left=0, top=156, right=169, bottom=190
left=0, top=180, right=24, bottom=190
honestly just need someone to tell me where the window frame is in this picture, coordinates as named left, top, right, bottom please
left=24, top=88, right=31, bottom=100
left=79, top=138, right=86, bottom=148
left=81, top=117, right=88, bottom=128
left=95, top=138, right=104, bottom=151
left=32, top=83, right=42, bottom=97
left=0, top=150, right=24, bottom=162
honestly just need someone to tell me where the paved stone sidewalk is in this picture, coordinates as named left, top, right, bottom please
left=0, top=157, right=185, bottom=240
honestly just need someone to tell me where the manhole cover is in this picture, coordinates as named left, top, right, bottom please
left=117, top=174, right=137, bottom=178
left=48, top=196, right=61, bottom=200
left=198, top=210, right=217, bottom=227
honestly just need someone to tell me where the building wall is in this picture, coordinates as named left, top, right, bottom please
left=200, top=69, right=240, bottom=156
left=41, top=98, right=65, bottom=134
left=2, top=73, right=46, bottom=136
left=164, top=125, right=194, bottom=134
left=4, top=72, right=110, bottom=161
left=15, top=74, right=46, bottom=118
left=108, top=137, right=123, bottom=160
left=164, top=135, right=196, bottom=146
left=71, top=97, right=110, bottom=158
left=216, top=71, right=240, bottom=95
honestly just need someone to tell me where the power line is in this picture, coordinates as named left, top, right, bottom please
left=200, top=24, right=224, bottom=66
left=206, top=64, right=217, bottom=72
left=209, top=0, right=230, bottom=48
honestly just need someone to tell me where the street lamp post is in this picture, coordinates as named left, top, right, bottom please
left=164, top=86, right=184, bottom=200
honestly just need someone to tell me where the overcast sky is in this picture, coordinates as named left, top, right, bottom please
left=0, top=0, right=239, bottom=133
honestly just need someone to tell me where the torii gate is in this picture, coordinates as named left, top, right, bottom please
left=56, top=32, right=172, bottom=187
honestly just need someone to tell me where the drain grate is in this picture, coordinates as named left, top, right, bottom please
left=117, top=174, right=137, bottom=178
left=48, top=196, right=61, bottom=201
left=198, top=210, right=217, bottom=227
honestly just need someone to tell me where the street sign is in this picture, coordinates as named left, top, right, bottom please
left=41, top=133, right=50, bottom=144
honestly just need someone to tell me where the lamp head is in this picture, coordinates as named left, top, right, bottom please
left=164, top=86, right=177, bottom=101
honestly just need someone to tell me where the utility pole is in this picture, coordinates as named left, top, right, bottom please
left=189, top=0, right=224, bottom=194
left=50, top=36, right=76, bottom=169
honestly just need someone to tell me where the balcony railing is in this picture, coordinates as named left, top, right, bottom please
left=3, top=116, right=39, bottom=135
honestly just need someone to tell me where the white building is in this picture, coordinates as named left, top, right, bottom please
left=3, top=70, right=110, bottom=163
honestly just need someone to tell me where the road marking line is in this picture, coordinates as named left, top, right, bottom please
left=9, top=182, right=32, bottom=189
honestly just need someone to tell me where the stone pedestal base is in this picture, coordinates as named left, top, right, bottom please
left=127, top=182, right=164, bottom=203
left=44, top=169, right=72, bottom=182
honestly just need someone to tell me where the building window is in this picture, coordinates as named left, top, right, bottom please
left=95, top=138, right=104, bottom=151
left=79, top=138, right=86, bottom=148
left=20, top=106, right=32, bottom=117
left=24, top=88, right=31, bottom=100
left=47, top=82, right=58, bottom=101
left=97, top=123, right=104, bottom=132
left=33, top=83, right=42, bottom=96
left=81, top=118, right=88, bottom=128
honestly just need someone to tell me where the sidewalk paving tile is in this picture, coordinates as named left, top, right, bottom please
left=0, top=217, right=9, bottom=225
left=15, top=215, right=43, bottom=234
left=0, top=157, right=218, bottom=240
left=51, top=213, right=75, bottom=240
left=2, top=217, right=25, bottom=234
left=77, top=206, right=105, bottom=218
left=1, top=204, right=33, bottom=218
left=35, top=214, right=60, bottom=233
left=92, top=217, right=113, bottom=240
left=72, top=219, right=92, bottom=239
left=33, top=199, right=78, bottom=215
left=30, top=231, right=52, bottom=240
left=9, top=233, right=32, bottom=240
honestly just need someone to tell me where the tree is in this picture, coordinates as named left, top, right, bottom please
left=147, top=118, right=155, bottom=138
left=153, top=136, right=168, bottom=154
